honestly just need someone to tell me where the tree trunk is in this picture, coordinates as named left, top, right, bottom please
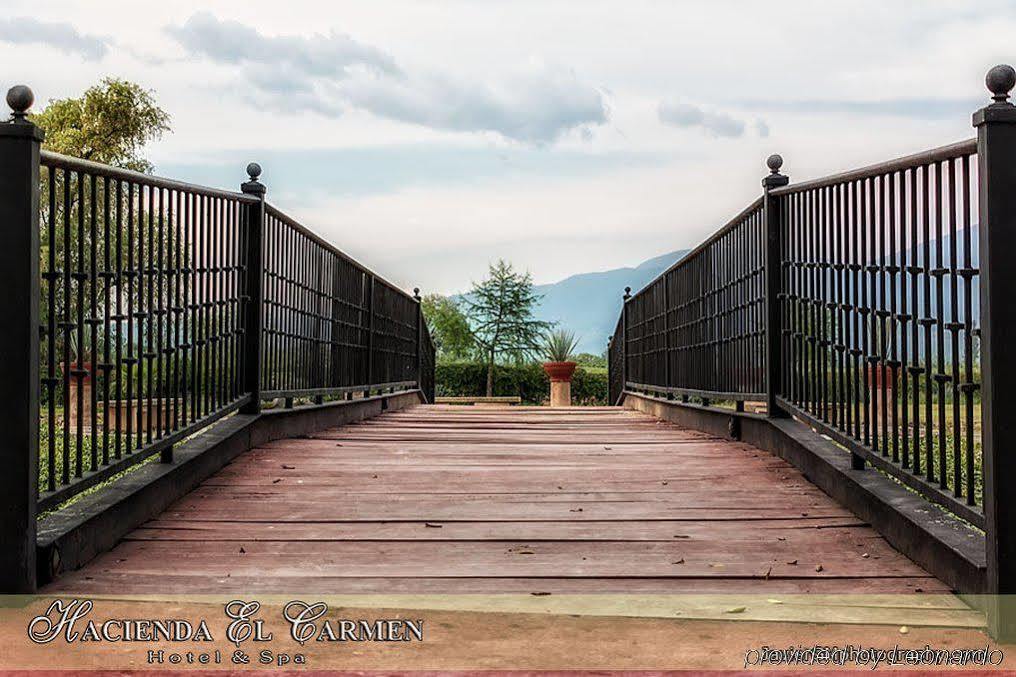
left=486, top=352, right=494, bottom=398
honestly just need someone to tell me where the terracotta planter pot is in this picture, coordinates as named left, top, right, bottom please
left=867, top=363, right=897, bottom=391
left=543, top=361, right=577, bottom=408
left=542, top=361, right=577, bottom=382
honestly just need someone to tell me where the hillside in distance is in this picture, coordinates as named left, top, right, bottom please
left=532, top=249, right=688, bottom=355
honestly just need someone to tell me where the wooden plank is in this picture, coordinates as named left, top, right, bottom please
left=130, top=518, right=872, bottom=541
left=45, top=403, right=965, bottom=621
left=48, top=573, right=947, bottom=595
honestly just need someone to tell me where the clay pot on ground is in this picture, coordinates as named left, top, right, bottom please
left=543, top=361, right=577, bottom=407
left=867, top=362, right=896, bottom=390
left=867, top=362, right=897, bottom=414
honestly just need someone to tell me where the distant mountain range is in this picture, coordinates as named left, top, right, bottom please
left=532, top=249, right=689, bottom=355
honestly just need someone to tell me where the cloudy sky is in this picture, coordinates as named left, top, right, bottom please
left=1, top=1, right=1010, bottom=293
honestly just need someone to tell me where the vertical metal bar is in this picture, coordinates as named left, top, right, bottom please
left=101, top=176, right=111, bottom=467
left=45, top=168, right=57, bottom=490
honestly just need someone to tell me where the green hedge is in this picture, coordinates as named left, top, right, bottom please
left=436, top=362, right=608, bottom=405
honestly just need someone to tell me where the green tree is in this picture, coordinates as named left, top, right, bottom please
left=573, top=352, right=607, bottom=368
left=34, top=78, right=172, bottom=359
left=463, top=260, right=552, bottom=396
left=421, top=294, right=475, bottom=362
left=32, top=77, right=170, bottom=171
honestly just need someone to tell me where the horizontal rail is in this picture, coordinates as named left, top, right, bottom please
left=769, top=138, right=977, bottom=197
left=777, top=396, right=985, bottom=528
left=263, top=381, right=418, bottom=400
left=37, top=395, right=251, bottom=513
left=627, top=382, right=765, bottom=403
left=41, top=150, right=258, bottom=203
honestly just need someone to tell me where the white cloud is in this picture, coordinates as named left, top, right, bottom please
left=165, top=12, right=607, bottom=144
left=0, top=17, right=108, bottom=60
left=657, top=101, right=769, bottom=139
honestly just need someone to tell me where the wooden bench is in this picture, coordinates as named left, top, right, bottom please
left=435, top=396, right=522, bottom=406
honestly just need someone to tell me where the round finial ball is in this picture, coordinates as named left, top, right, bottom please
left=7, top=85, right=33, bottom=114
left=766, top=154, right=784, bottom=173
left=986, top=64, right=1016, bottom=100
left=246, top=162, right=262, bottom=180
left=413, top=287, right=420, bottom=295
left=624, top=286, right=632, bottom=294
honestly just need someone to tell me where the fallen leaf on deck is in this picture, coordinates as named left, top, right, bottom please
left=786, top=559, right=798, bottom=565
left=899, top=626, right=909, bottom=634
left=725, top=606, right=746, bottom=614
left=530, top=592, right=551, bottom=596
left=281, top=464, right=295, bottom=470
left=239, top=547, right=246, bottom=554
left=766, top=599, right=783, bottom=605
left=424, top=523, right=443, bottom=528
left=815, top=564, right=824, bottom=572
left=672, top=558, right=685, bottom=564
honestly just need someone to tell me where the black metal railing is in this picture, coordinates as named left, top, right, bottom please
left=259, top=205, right=422, bottom=400
left=37, top=151, right=255, bottom=511
left=608, top=66, right=1016, bottom=620
left=0, top=87, right=434, bottom=540
left=607, top=314, right=624, bottom=405
left=774, top=139, right=982, bottom=525
left=624, top=198, right=766, bottom=404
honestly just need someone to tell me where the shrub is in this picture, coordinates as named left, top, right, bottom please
left=436, top=362, right=608, bottom=405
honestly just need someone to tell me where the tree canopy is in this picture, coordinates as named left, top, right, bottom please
left=421, top=293, right=475, bottom=362
left=31, top=77, right=170, bottom=172
left=462, top=260, right=551, bottom=396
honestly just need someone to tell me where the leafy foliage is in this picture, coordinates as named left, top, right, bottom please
left=436, top=362, right=607, bottom=405
left=543, top=329, right=580, bottom=362
left=573, top=352, right=608, bottom=368
left=462, top=260, right=552, bottom=396
left=31, top=78, right=171, bottom=172
left=421, top=293, right=475, bottom=362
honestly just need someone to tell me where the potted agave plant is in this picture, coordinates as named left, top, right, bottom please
left=542, top=329, right=580, bottom=407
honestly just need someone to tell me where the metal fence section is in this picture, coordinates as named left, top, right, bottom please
left=773, top=139, right=982, bottom=525
left=260, top=204, right=427, bottom=401
left=624, top=198, right=766, bottom=403
left=607, top=314, right=624, bottom=405
left=9, top=120, right=428, bottom=513
left=37, top=151, right=256, bottom=511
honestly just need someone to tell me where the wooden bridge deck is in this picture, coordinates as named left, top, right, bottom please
left=49, top=404, right=950, bottom=597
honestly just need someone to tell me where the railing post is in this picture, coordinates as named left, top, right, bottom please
left=0, top=86, right=43, bottom=592
left=414, top=287, right=422, bottom=391
left=622, top=286, right=631, bottom=393
left=762, top=154, right=789, bottom=419
left=240, top=163, right=266, bottom=415
left=975, top=64, right=1016, bottom=640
